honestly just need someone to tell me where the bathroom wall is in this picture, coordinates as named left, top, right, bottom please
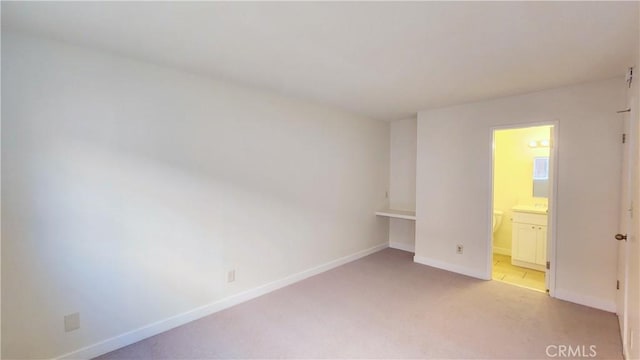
left=492, top=126, right=551, bottom=255
left=415, top=77, right=625, bottom=311
left=389, top=117, right=417, bottom=251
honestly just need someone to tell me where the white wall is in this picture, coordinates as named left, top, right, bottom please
left=389, top=118, right=417, bottom=211
left=1, top=32, right=390, bottom=359
left=415, top=78, right=625, bottom=312
left=388, top=118, right=417, bottom=251
left=388, top=220, right=415, bottom=253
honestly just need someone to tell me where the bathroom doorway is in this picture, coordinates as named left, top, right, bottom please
left=490, top=124, right=557, bottom=294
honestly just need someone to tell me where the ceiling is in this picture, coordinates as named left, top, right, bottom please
left=3, top=2, right=638, bottom=121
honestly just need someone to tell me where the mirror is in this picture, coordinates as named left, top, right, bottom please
left=532, top=156, right=549, bottom=198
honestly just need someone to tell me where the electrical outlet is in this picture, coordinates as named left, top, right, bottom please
left=227, top=270, right=236, bottom=283
left=64, top=312, right=80, bottom=332
left=456, top=244, right=463, bottom=254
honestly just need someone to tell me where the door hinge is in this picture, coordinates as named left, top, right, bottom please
left=623, top=133, right=627, bottom=144
left=546, top=261, right=550, bottom=270
left=627, top=67, right=634, bottom=88
left=617, top=280, right=620, bottom=290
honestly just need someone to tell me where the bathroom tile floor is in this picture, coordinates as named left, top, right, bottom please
left=492, top=253, right=546, bottom=292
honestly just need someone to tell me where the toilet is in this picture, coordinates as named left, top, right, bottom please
left=493, top=210, right=503, bottom=233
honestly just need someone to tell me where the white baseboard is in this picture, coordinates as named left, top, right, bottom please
left=55, top=242, right=389, bottom=360
left=492, top=246, right=511, bottom=256
left=413, top=255, right=488, bottom=280
left=554, top=288, right=616, bottom=313
left=389, top=241, right=415, bottom=253
left=511, top=259, right=545, bottom=272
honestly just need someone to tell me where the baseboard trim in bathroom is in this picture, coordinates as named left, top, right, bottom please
left=492, top=247, right=511, bottom=256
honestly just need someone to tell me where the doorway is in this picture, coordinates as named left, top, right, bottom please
left=490, top=124, right=557, bottom=294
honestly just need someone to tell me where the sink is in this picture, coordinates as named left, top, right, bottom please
left=511, top=204, right=548, bottom=214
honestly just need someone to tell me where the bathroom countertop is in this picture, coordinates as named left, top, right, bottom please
left=511, top=204, right=548, bottom=214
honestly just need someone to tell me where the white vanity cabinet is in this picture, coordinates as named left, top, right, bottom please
left=511, top=207, right=547, bottom=271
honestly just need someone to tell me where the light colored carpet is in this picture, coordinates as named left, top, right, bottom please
left=96, top=249, right=622, bottom=359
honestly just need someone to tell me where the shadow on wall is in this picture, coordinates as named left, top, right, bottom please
left=3, top=135, right=367, bottom=357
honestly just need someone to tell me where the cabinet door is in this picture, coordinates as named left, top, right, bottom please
left=514, top=223, right=537, bottom=263
left=536, top=225, right=547, bottom=266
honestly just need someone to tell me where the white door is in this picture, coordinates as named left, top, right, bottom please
left=616, top=69, right=636, bottom=355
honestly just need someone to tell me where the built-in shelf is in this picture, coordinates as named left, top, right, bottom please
left=375, top=209, right=416, bottom=221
